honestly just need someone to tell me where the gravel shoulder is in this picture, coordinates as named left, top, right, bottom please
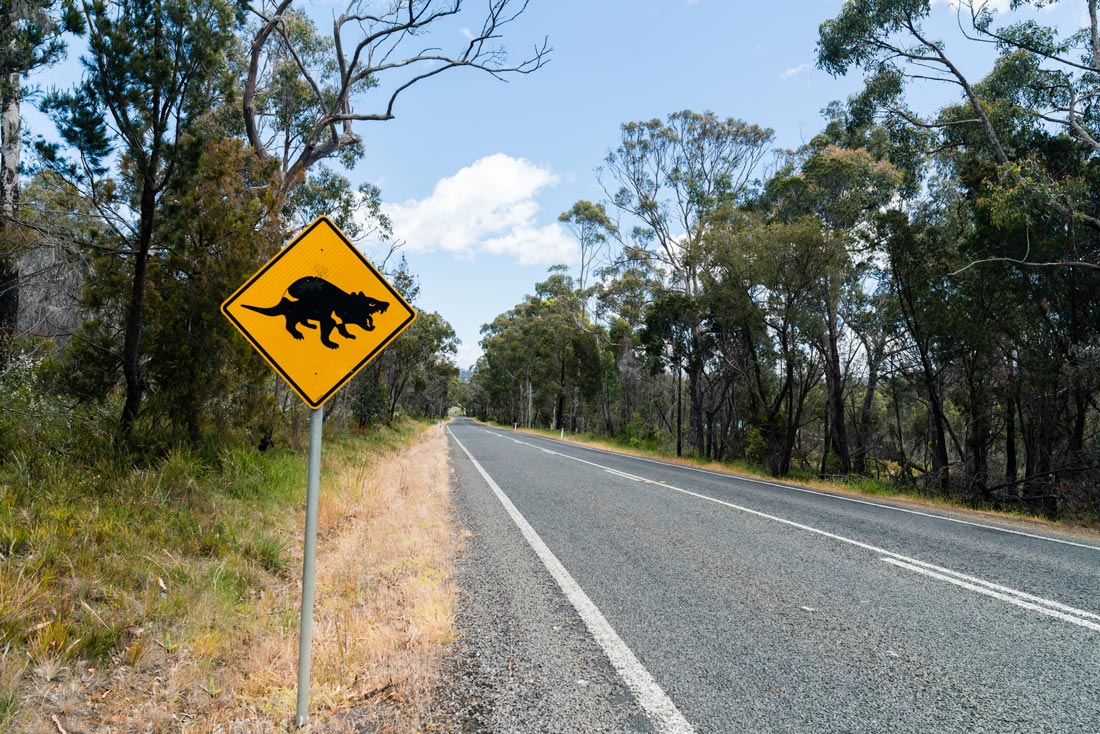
left=424, top=429, right=654, bottom=733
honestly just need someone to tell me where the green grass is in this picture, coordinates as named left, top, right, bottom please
left=0, top=414, right=430, bottom=727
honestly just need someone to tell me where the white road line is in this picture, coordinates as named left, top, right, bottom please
left=490, top=428, right=1100, bottom=553
left=475, top=429, right=1099, bottom=633
left=881, top=558, right=1100, bottom=632
left=606, top=468, right=643, bottom=482
left=448, top=429, right=696, bottom=734
left=888, top=556, right=1100, bottom=622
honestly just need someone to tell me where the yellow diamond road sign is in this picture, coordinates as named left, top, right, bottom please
left=222, top=216, right=416, bottom=409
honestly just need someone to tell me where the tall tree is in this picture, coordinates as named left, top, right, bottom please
left=242, top=0, right=549, bottom=193
left=39, top=0, right=240, bottom=445
left=0, top=0, right=83, bottom=335
left=602, top=110, right=773, bottom=455
left=766, top=143, right=901, bottom=473
left=818, top=0, right=1100, bottom=266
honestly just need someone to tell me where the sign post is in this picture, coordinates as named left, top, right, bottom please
left=295, top=405, right=323, bottom=727
left=221, top=216, right=416, bottom=728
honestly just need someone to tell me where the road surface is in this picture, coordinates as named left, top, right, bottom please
left=439, top=418, right=1100, bottom=733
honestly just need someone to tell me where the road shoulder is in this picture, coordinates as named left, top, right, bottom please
left=426, top=429, right=654, bottom=733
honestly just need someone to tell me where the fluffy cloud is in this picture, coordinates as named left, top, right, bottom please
left=384, top=154, right=577, bottom=266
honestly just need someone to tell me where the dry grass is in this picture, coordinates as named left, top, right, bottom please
left=13, top=421, right=457, bottom=734
left=223, top=422, right=458, bottom=733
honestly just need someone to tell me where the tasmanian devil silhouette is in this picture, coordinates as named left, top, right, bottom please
left=241, top=276, right=389, bottom=350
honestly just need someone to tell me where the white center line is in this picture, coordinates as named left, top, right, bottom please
left=478, top=428, right=1099, bottom=633
left=449, top=429, right=696, bottom=734
left=495, top=428, right=1100, bottom=553
left=882, top=558, right=1100, bottom=632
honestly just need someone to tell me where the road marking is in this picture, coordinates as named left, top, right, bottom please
left=606, top=468, right=643, bottom=482
left=488, top=428, right=1100, bottom=552
left=471, top=428, right=1099, bottom=632
left=881, top=558, right=1100, bottom=632
left=448, top=429, right=696, bottom=734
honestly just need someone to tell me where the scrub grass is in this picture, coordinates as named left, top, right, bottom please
left=0, top=418, right=457, bottom=733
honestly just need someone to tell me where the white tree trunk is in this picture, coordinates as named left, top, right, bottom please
left=1, top=72, right=19, bottom=216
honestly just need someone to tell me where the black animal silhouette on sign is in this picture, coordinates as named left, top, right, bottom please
left=242, top=276, right=389, bottom=349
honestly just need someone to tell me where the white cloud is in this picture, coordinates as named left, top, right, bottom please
left=780, top=63, right=810, bottom=79
left=383, top=154, right=577, bottom=266
left=459, top=26, right=474, bottom=40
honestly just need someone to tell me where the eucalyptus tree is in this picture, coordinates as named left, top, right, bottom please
left=0, top=0, right=83, bottom=335
left=764, top=143, right=901, bottom=474
left=601, top=110, right=773, bottom=455
left=818, top=0, right=1100, bottom=267
left=243, top=0, right=549, bottom=193
left=380, top=310, right=458, bottom=421
left=559, top=199, right=616, bottom=312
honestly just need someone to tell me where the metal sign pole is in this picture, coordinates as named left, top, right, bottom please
left=296, top=405, right=324, bottom=727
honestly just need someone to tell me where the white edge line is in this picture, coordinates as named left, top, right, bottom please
left=490, top=428, right=1100, bottom=553
left=448, top=428, right=696, bottom=734
left=882, top=558, right=1100, bottom=632
left=484, top=430, right=1100, bottom=632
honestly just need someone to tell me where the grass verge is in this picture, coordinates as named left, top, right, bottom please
left=0, top=419, right=457, bottom=733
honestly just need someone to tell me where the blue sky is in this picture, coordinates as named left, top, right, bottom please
left=356, top=0, right=872, bottom=369
left=27, top=0, right=1084, bottom=369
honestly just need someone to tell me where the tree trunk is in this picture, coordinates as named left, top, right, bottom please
left=0, top=73, right=20, bottom=337
left=853, top=336, right=884, bottom=475
left=928, top=390, right=951, bottom=491
left=688, top=344, right=705, bottom=456
left=780, top=360, right=797, bottom=476
left=1071, top=378, right=1088, bottom=457
left=119, top=180, right=157, bottom=444
left=555, top=352, right=566, bottom=431
left=675, top=361, right=683, bottom=458
left=824, top=303, right=851, bottom=473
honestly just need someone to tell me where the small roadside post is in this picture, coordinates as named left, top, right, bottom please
left=221, top=215, right=416, bottom=728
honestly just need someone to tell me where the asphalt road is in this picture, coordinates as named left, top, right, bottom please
left=443, top=418, right=1100, bottom=734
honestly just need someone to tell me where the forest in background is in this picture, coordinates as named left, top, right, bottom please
left=466, top=1, right=1100, bottom=522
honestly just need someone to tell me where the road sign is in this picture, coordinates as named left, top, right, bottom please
left=221, top=216, right=416, bottom=408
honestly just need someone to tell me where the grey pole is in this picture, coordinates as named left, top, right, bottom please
left=296, top=405, right=324, bottom=727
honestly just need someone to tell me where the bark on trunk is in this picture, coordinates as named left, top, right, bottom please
left=675, top=361, right=683, bottom=458
left=0, top=72, right=21, bottom=337
left=119, top=180, right=157, bottom=443
left=824, top=303, right=851, bottom=473
left=688, top=347, right=705, bottom=456
left=555, top=353, right=566, bottom=431
left=853, top=337, right=884, bottom=475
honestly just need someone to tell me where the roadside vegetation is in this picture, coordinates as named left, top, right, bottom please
left=1, top=1, right=531, bottom=730
left=0, top=413, right=457, bottom=733
left=464, top=4, right=1100, bottom=526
